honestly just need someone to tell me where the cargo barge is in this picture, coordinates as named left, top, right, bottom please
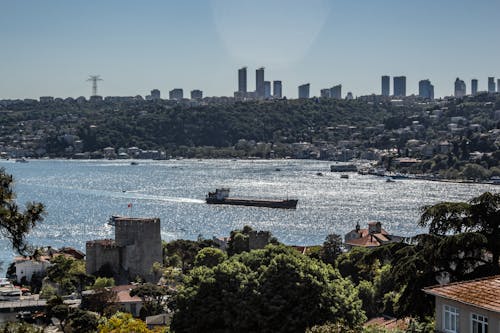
left=206, top=188, right=298, bottom=209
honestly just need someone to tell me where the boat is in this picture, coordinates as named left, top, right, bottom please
left=206, top=188, right=298, bottom=209
left=316, top=172, right=323, bottom=176
left=15, top=158, right=28, bottom=163
left=386, top=177, right=395, bottom=182
left=130, top=161, right=139, bottom=165
left=340, top=174, right=349, bottom=179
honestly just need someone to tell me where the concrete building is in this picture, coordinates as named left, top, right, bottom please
left=238, top=67, right=247, bottom=94
left=424, top=275, right=500, bottom=333
left=471, top=79, right=478, bottom=95
left=488, top=77, right=496, bottom=93
left=86, top=216, right=162, bottom=283
left=330, top=85, right=342, bottom=99
left=381, top=75, right=390, bottom=96
left=190, top=89, right=203, bottom=100
left=264, top=81, right=271, bottom=98
left=455, top=78, right=466, bottom=98
left=498, top=79, right=500, bottom=93
left=419, top=79, right=434, bottom=100
left=169, top=89, right=183, bottom=100
left=273, top=80, right=282, bottom=98
left=256, top=67, right=265, bottom=98
left=298, top=83, right=310, bottom=99
left=393, top=76, right=406, bottom=97
left=346, top=92, right=354, bottom=100
left=150, top=89, right=161, bottom=100
left=14, top=256, right=52, bottom=284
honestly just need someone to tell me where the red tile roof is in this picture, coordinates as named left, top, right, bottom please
left=424, top=275, right=500, bottom=313
left=112, top=285, right=142, bottom=304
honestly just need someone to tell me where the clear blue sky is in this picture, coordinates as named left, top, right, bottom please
left=1, top=0, right=499, bottom=99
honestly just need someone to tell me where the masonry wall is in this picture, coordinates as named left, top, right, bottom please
left=86, top=242, right=120, bottom=276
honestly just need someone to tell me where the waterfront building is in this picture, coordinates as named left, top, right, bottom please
left=381, top=75, right=390, bottom=96
left=256, top=67, right=265, bottom=98
left=264, top=81, right=271, bottom=98
left=418, top=79, right=434, bottom=100
left=471, top=79, right=478, bottom=95
left=273, top=80, right=282, bottom=98
left=191, top=89, right=203, bottom=100
left=393, top=76, right=406, bottom=97
left=298, top=83, right=310, bottom=99
left=454, top=78, right=466, bottom=98
left=150, top=89, right=160, bottom=100
left=238, top=67, right=247, bottom=93
left=344, top=222, right=403, bottom=249
left=169, top=88, right=183, bottom=100
left=488, top=77, right=496, bottom=93
left=330, top=84, right=342, bottom=99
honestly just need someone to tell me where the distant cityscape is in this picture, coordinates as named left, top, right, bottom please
left=1, top=67, right=500, bottom=103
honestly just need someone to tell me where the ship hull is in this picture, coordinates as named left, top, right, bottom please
left=206, top=198, right=298, bottom=209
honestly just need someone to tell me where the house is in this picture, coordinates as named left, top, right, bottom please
left=113, top=285, right=143, bottom=317
left=146, top=313, right=172, bottom=330
left=14, top=256, right=52, bottom=284
left=344, top=222, right=403, bottom=249
left=424, top=275, right=500, bottom=333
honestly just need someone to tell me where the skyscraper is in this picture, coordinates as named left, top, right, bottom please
left=264, top=81, right=271, bottom=98
left=298, top=84, right=310, bottom=99
left=150, top=89, right=161, bottom=100
left=330, top=85, right=342, bottom=99
left=497, top=79, right=500, bottom=93
left=454, top=78, right=466, bottom=98
left=273, top=81, right=282, bottom=99
left=471, top=79, right=478, bottom=95
left=393, top=76, right=406, bottom=97
left=488, top=77, right=496, bottom=93
left=256, top=67, right=265, bottom=98
left=238, top=67, right=247, bottom=93
left=381, top=76, right=390, bottom=96
left=320, top=89, right=330, bottom=98
left=419, top=79, right=434, bottom=100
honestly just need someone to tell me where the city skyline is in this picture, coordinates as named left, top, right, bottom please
left=1, top=0, right=500, bottom=99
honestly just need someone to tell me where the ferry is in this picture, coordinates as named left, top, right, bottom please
left=206, top=188, right=298, bottom=209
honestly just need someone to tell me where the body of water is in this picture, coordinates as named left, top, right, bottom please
left=0, top=159, right=497, bottom=272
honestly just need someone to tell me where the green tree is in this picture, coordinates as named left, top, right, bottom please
left=194, top=247, right=227, bottom=268
left=0, top=168, right=45, bottom=254
left=130, top=283, right=168, bottom=319
left=319, top=233, right=344, bottom=266
left=67, top=308, right=99, bottom=333
left=98, top=312, right=152, bottom=333
left=172, top=245, right=366, bottom=333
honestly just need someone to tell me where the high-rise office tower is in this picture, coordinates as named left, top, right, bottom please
left=273, top=81, right=282, bottom=98
left=418, top=79, right=434, bottom=100
left=238, top=67, right=247, bottom=93
left=488, top=77, right=496, bottom=93
left=264, top=81, right=271, bottom=98
left=190, top=90, right=203, bottom=100
left=381, top=76, right=390, bottom=96
left=454, top=78, right=466, bottom=98
left=471, top=79, right=478, bottom=95
left=169, top=88, right=183, bottom=100
left=320, top=89, right=330, bottom=98
left=256, top=67, right=265, bottom=98
left=393, top=76, right=406, bottom=97
left=298, top=84, right=310, bottom=99
left=330, top=85, right=342, bottom=99
left=497, top=79, right=500, bottom=93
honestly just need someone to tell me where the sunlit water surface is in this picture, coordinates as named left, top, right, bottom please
left=0, top=159, right=497, bottom=272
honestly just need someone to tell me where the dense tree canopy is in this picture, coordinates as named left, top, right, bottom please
left=0, top=168, right=45, bottom=254
left=171, top=245, right=365, bottom=333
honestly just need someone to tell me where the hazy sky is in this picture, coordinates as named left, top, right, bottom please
left=1, top=0, right=499, bottom=99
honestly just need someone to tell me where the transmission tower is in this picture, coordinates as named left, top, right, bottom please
left=87, top=75, right=103, bottom=96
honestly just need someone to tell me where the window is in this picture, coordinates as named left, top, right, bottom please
left=471, top=313, right=488, bottom=333
left=443, top=305, right=459, bottom=332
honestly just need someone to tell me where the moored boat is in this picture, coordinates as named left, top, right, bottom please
left=206, top=188, right=297, bottom=209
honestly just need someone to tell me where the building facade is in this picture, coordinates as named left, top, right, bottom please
left=488, top=77, right=496, bottom=93
left=330, top=85, right=342, bottom=99
left=424, top=275, right=500, bottom=333
left=455, top=78, right=466, bottom=98
left=150, top=89, right=161, bottom=100
left=238, top=67, right=247, bottom=93
left=190, top=89, right=203, bottom=100
left=256, top=67, right=265, bottom=98
left=471, top=79, right=478, bottom=95
left=419, top=79, right=434, bottom=100
left=169, top=89, right=183, bottom=100
left=264, top=81, right=271, bottom=98
left=273, top=80, right=282, bottom=98
left=298, top=83, right=310, bottom=99
left=381, top=75, right=390, bottom=96
left=393, top=76, right=406, bottom=97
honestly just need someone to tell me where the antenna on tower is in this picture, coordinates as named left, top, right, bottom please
left=87, top=75, right=103, bottom=96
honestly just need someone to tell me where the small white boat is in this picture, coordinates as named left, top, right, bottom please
left=386, top=177, right=395, bottom=182
left=340, top=174, right=349, bottom=179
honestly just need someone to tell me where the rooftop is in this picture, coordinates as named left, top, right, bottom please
left=424, top=275, right=500, bottom=313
